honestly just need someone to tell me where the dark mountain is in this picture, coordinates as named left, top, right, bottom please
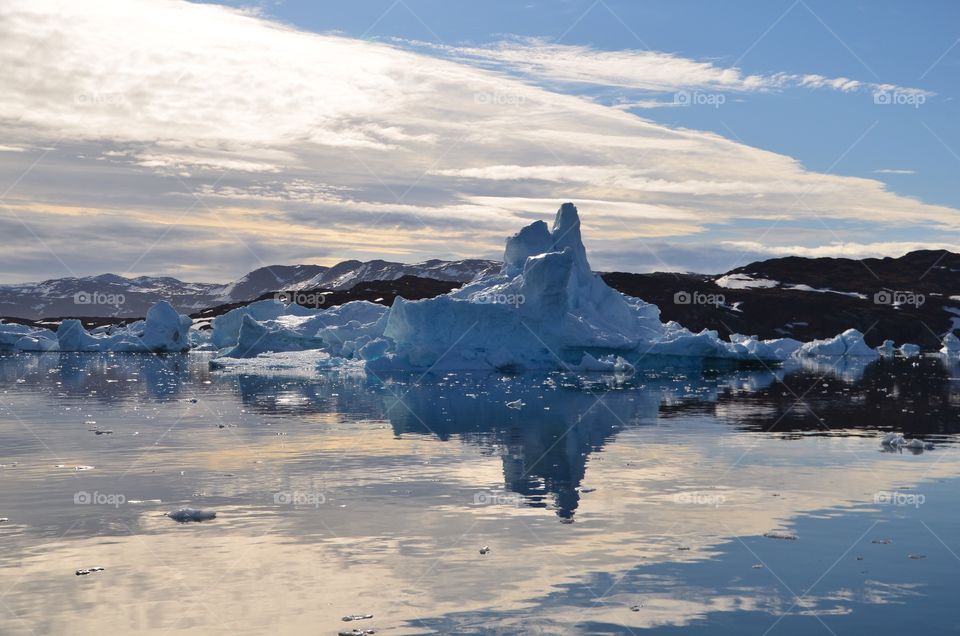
left=602, top=250, right=960, bottom=349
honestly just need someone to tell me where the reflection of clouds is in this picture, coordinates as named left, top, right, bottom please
left=1, top=354, right=960, bottom=633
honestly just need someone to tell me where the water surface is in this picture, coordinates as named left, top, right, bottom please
left=1, top=352, right=959, bottom=634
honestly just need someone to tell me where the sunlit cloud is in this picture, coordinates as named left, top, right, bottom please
left=0, top=0, right=955, bottom=283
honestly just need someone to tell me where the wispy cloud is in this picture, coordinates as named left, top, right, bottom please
left=414, top=37, right=933, bottom=101
left=0, top=0, right=953, bottom=283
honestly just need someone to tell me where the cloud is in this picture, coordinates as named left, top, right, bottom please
left=873, top=168, right=916, bottom=175
left=415, top=37, right=933, bottom=100
left=0, top=0, right=955, bottom=283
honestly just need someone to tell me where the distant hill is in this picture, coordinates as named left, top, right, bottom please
left=0, top=259, right=499, bottom=319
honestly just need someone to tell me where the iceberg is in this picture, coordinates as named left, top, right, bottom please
left=794, top=329, right=878, bottom=358
left=365, top=203, right=806, bottom=371
left=941, top=332, right=960, bottom=356
left=211, top=299, right=387, bottom=358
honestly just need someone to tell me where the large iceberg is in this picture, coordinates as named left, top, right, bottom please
left=360, top=203, right=809, bottom=371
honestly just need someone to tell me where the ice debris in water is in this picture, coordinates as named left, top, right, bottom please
left=341, top=614, right=373, bottom=622
left=167, top=508, right=217, bottom=522
left=75, top=567, right=105, bottom=576
left=763, top=530, right=798, bottom=540
left=505, top=399, right=523, bottom=410
left=880, top=432, right=933, bottom=450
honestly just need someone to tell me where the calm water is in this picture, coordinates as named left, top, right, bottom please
left=1, top=352, right=959, bottom=635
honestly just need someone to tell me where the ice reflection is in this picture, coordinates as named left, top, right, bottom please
left=1, top=352, right=960, bottom=634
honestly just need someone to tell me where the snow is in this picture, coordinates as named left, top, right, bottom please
left=714, top=274, right=778, bottom=289
left=783, top=284, right=867, bottom=299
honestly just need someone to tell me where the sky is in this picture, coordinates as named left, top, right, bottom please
left=0, top=0, right=958, bottom=284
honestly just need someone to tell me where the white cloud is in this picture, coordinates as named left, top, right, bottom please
left=0, top=0, right=954, bottom=282
left=417, top=37, right=933, bottom=99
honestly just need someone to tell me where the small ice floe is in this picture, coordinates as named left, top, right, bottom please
left=127, top=499, right=162, bottom=505
left=763, top=530, right=798, bottom=541
left=752, top=564, right=764, bottom=569
left=908, top=554, right=926, bottom=560
left=881, top=432, right=905, bottom=447
left=341, top=614, right=373, bottom=622
left=56, top=464, right=94, bottom=471
left=479, top=546, right=491, bottom=555
left=505, top=399, right=523, bottom=410
left=75, top=567, right=104, bottom=576
left=880, top=432, right=934, bottom=451
left=166, top=508, right=217, bottom=522
left=0, top=517, right=8, bottom=523
left=872, top=538, right=892, bottom=545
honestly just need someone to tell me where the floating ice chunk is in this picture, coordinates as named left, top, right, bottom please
left=940, top=332, right=960, bottom=356
left=878, top=340, right=895, bottom=356
left=899, top=343, right=921, bottom=357
left=15, top=334, right=59, bottom=351
left=881, top=432, right=905, bottom=447
left=505, top=399, right=523, bottom=410
left=167, top=508, right=217, bottom=522
left=763, top=530, right=798, bottom=540
left=140, top=301, right=192, bottom=352
left=341, top=614, right=374, bottom=622
left=795, top=329, right=878, bottom=358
